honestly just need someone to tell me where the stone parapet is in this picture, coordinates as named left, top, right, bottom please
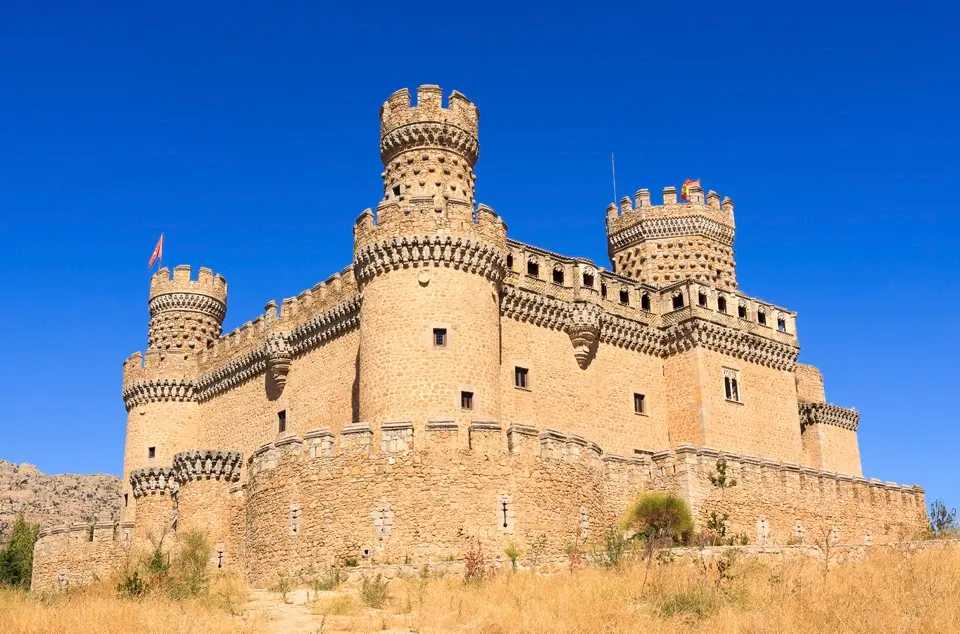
left=129, top=467, right=177, bottom=499
left=173, top=450, right=243, bottom=484
left=354, top=234, right=506, bottom=285
left=799, top=402, right=860, bottom=431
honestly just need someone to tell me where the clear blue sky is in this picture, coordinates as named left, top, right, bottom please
left=1, top=1, right=957, bottom=509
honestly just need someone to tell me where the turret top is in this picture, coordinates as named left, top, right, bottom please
left=149, top=265, right=228, bottom=305
left=379, top=85, right=479, bottom=140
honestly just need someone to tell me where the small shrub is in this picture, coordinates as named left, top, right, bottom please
left=167, top=531, right=212, bottom=598
left=601, top=527, right=629, bottom=568
left=116, top=569, right=147, bottom=598
left=341, top=556, right=359, bottom=568
left=360, top=573, right=390, bottom=608
left=311, top=566, right=341, bottom=592
left=463, top=539, right=486, bottom=584
left=314, top=594, right=361, bottom=616
left=273, top=571, right=292, bottom=597
left=504, top=542, right=523, bottom=571
left=929, top=498, right=958, bottom=536
left=624, top=492, right=694, bottom=544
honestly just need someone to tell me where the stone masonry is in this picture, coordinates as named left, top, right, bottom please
left=32, top=85, right=927, bottom=591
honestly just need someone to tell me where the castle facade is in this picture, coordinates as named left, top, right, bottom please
left=33, top=86, right=926, bottom=590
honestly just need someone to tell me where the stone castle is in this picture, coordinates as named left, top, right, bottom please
left=33, top=85, right=927, bottom=590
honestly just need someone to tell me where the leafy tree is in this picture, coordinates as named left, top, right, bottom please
left=0, top=514, right=40, bottom=589
left=623, top=492, right=694, bottom=544
left=929, top=499, right=957, bottom=536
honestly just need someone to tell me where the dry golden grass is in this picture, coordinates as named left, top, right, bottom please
left=2, top=546, right=958, bottom=633
left=397, top=546, right=960, bottom=634
left=0, top=573, right=264, bottom=634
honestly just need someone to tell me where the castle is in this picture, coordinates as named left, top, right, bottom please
left=32, top=85, right=927, bottom=590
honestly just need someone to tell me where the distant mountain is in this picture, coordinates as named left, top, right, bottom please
left=0, top=459, right=122, bottom=543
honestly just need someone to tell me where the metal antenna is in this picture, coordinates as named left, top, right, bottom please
left=611, top=153, right=617, bottom=204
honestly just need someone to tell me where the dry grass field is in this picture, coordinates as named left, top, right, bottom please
left=2, top=546, right=959, bottom=634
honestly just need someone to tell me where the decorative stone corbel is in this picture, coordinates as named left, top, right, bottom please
left=567, top=300, right=602, bottom=369
left=266, top=331, right=292, bottom=391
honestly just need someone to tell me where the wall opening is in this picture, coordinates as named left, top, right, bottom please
left=641, top=293, right=651, bottom=311
left=552, top=266, right=565, bottom=285
left=619, top=289, right=630, bottom=305
left=433, top=328, right=447, bottom=347
left=672, top=293, right=684, bottom=310
left=278, top=410, right=287, bottom=434
left=461, top=391, right=474, bottom=410
left=527, top=260, right=539, bottom=277
left=738, top=304, right=747, bottom=319
left=148, top=447, right=156, bottom=459
left=757, top=310, right=767, bottom=326
left=633, top=393, right=646, bottom=415
left=582, top=272, right=594, bottom=288
left=514, top=367, right=529, bottom=389
left=718, top=296, right=727, bottom=313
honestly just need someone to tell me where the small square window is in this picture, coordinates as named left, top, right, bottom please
left=433, top=328, right=447, bottom=347
left=514, top=367, right=529, bottom=389
left=582, top=272, right=594, bottom=288
left=391, top=185, right=401, bottom=198
left=461, top=391, right=474, bottom=410
left=148, top=447, right=156, bottom=459
left=278, top=410, right=287, bottom=433
left=672, top=294, right=684, bottom=310
left=633, top=393, right=646, bottom=415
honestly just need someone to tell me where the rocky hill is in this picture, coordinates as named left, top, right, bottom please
left=0, top=459, right=122, bottom=543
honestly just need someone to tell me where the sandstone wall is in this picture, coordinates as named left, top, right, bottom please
left=677, top=445, right=925, bottom=545
left=500, top=319, right=668, bottom=454
left=32, top=523, right=131, bottom=592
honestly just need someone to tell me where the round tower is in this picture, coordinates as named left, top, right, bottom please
left=173, top=450, right=243, bottom=569
left=148, top=264, right=227, bottom=351
left=355, top=85, right=507, bottom=441
left=120, top=265, right=227, bottom=523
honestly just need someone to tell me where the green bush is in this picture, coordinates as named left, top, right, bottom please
left=623, top=492, right=694, bottom=544
left=600, top=526, right=629, bottom=568
left=167, top=531, right=213, bottom=598
left=360, top=573, right=390, bottom=608
left=0, top=514, right=40, bottom=589
left=657, top=587, right=718, bottom=620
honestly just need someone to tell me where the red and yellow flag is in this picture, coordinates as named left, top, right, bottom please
left=680, top=178, right=700, bottom=201
left=148, top=233, right=164, bottom=268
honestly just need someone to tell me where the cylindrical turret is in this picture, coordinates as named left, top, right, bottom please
left=148, top=265, right=227, bottom=351
left=129, top=467, right=177, bottom=550
left=121, top=265, right=226, bottom=524
left=173, top=450, right=243, bottom=569
left=379, top=85, right=480, bottom=205
left=355, top=86, right=507, bottom=443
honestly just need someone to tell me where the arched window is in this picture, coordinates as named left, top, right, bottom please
left=552, top=265, right=565, bottom=285
left=527, top=258, right=539, bottom=278
left=672, top=293, right=684, bottom=310
left=717, top=296, right=727, bottom=314
left=619, top=288, right=630, bottom=305
left=641, top=293, right=651, bottom=311
left=582, top=270, right=594, bottom=288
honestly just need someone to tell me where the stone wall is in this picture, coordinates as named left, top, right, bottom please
left=32, top=522, right=131, bottom=592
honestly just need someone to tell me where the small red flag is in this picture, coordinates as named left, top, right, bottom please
left=148, top=233, right=164, bottom=268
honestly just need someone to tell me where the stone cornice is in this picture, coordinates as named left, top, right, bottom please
left=148, top=292, right=226, bottom=321
left=379, top=121, right=479, bottom=165
left=173, top=450, right=243, bottom=483
left=799, top=402, right=860, bottom=431
left=122, top=378, right=197, bottom=411
left=500, top=286, right=568, bottom=330
left=608, top=215, right=736, bottom=252
left=289, top=296, right=362, bottom=355
left=354, top=234, right=506, bottom=285
left=662, top=319, right=798, bottom=371
left=130, top=467, right=177, bottom=499
left=196, top=347, right=267, bottom=402
left=502, top=284, right=797, bottom=369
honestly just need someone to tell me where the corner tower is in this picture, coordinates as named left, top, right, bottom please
left=355, top=85, right=507, bottom=439
left=605, top=183, right=738, bottom=290
left=120, top=265, right=227, bottom=524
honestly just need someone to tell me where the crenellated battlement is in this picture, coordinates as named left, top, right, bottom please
left=606, top=183, right=738, bottom=290
left=172, top=450, right=243, bottom=484
left=379, top=85, right=479, bottom=151
left=149, top=265, right=227, bottom=305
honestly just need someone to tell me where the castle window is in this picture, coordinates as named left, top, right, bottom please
left=216, top=550, right=225, bottom=569
left=514, top=367, right=529, bottom=389
left=582, top=272, right=594, bottom=288
left=124, top=493, right=128, bottom=508
left=777, top=317, right=787, bottom=332
left=641, top=293, right=651, bottom=311
left=601, top=283, right=607, bottom=299
left=289, top=504, right=301, bottom=536
left=738, top=304, right=747, bottom=319
left=527, top=259, right=539, bottom=277
left=757, top=310, right=767, bottom=326
left=633, top=393, right=646, bottom=415
left=433, top=328, right=447, bottom=347
left=278, top=410, right=287, bottom=434
left=148, top=447, right=156, bottom=459
left=498, top=495, right=515, bottom=533
left=619, top=289, right=630, bottom=305
left=391, top=185, right=401, bottom=199
left=552, top=266, right=565, bottom=285
left=672, top=293, right=684, bottom=310
left=461, top=391, right=474, bottom=410
left=723, top=368, right=741, bottom=403
left=698, top=292, right=708, bottom=307
left=506, top=254, right=514, bottom=270
left=718, top=296, right=727, bottom=314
